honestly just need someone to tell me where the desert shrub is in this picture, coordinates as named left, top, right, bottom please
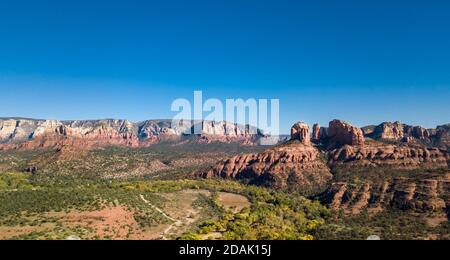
left=0, top=172, right=34, bottom=190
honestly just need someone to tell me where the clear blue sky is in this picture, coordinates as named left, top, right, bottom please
left=0, top=0, right=449, bottom=133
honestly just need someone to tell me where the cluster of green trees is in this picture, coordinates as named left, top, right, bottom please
left=177, top=182, right=331, bottom=240
left=315, top=209, right=449, bottom=240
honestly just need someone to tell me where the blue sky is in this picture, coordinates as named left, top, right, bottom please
left=0, top=0, right=449, bottom=133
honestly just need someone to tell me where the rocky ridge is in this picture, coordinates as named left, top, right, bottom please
left=328, top=144, right=449, bottom=170
left=0, top=118, right=266, bottom=149
left=200, top=119, right=450, bottom=215
left=200, top=142, right=332, bottom=194
left=321, top=175, right=450, bottom=214
left=200, top=119, right=367, bottom=194
left=366, top=121, right=449, bottom=147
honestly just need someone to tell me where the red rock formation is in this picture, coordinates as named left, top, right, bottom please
left=1, top=120, right=140, bottom=150
left=327, top=120, right=365, bottom=147
left=200, top=143, right=332, bottom=193
left=291, top=122, right=311, bottom=145
left=364, top=122, right=450, bottom=148
left=372, top=122, right=405, bottom=140
left=322, top=176, right=450, bottom=214
left=320, top=141, right=450, bottom=215
left=404, top=126, right=430, bottom=140
left=329, top=144, right=449, bottom=170
left=325, top=183, right=349, bottom=209
left=325, top=183, right=373, bottom=214
left=361, top=125, right=376, bottom=136
left=436, top=125, right=450, bottom=146
left=312, top=124, right=328, bottom=142
left=413, top=126, right=430, bottom=139
left=312, top=124, right=321, bottom=141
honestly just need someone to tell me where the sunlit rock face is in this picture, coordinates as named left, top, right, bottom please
left=291, top=122, right=311, bottom=145
left=200, top=143, right=332, bottom=193
left=0, top=118, right=267, bottom=149
left=327, top=120, right=365, bottom=147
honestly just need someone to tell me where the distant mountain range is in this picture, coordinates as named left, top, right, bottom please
left=0, top=118, right=270, bottom=149
left=0, top=117, right=448, bottom=150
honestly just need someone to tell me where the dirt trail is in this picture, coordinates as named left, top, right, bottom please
left=139, top=194, right=176, bottom=222
left=139, top=190, right=247, bottom=240
left=139, top=194, right=182, bottom=240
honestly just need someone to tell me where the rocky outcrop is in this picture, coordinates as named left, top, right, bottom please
left=365, top=122, right=450, bottom=148
left=0, top=118, right=267, bottom=150
left=200, top=143, right=332, bottom=194
left=321, top=182, right=373, bottom=215
left=312, top=124, right=328, bottom=143
left=194, top=121, right=262, bottom=145
left=0, top=119, right=141, bottom=149
left=308, top=120, right=365, bottom=147
left=371, top=122, right=405, bottom=140
left=321, top=136, right=450, bottom=215
left=361, top=125, right=376, bottom=136
left=405, top=126, right=430, bottom=140
left=0, top=118, right=43, bottom=143
left=312, top=124, right=321, bottom=141
left=436, top=124, right=450, bottom=147
left=327, top=120, right=365, bottom=147
left=291, top=122, right=311, bottom=145
left=322, top=176, right=450, bottom=214
left=329, top=144, right=449, bottom=170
